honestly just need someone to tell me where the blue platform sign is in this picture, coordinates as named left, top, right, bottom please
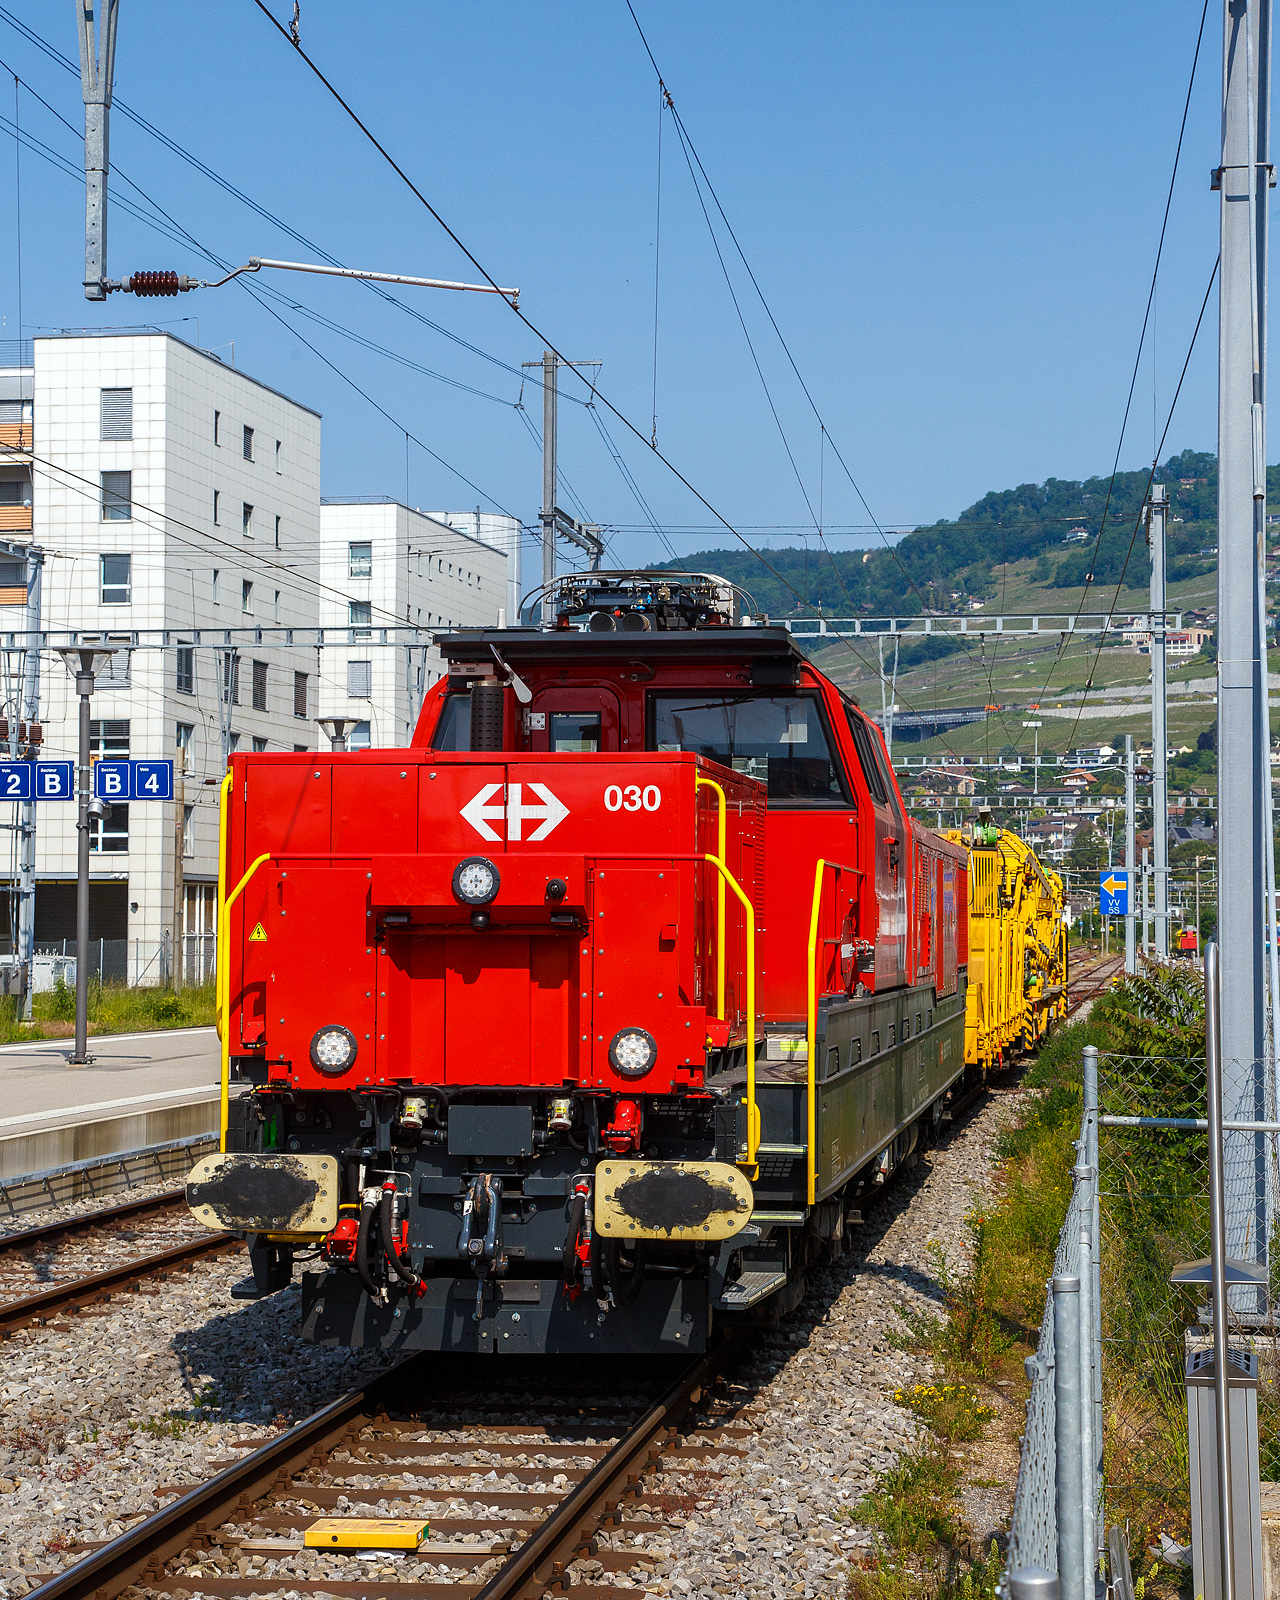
left=93, top=760, right=131, bottom=801
left=132, top=760, right=174, bottom=800
left=34, top=762, right=74, bottom=800
left=0, top=763, right=32, bottom=802
left=1099, top=870, right=1129, bottom=916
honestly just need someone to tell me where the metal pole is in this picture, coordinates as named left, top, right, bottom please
left=1083, top=1043, right=1103, bottom=1510
left=541, top=350, right=557, bottom=598
left=70, top=666, right=93, bottom=1065
left=1125, top=736, right=1137, bottom=974
left=1217, top=0, right=1272, bottom=1290
left=75, top=0, right=119, bottom=301
left=1205, top=940, right=1236, bottom=1600
left=1142, top=846, right=1151, bottom=956
left=1150, top=484, right=1170, bottom=957
left=16, top=546, right=41, bottom=1021
left=1053, top=1274, right=1085, bottom=1600
left=1077, top=1210, right=1096, bottom=1579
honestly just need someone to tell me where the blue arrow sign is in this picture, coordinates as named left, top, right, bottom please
left=93, top=760, right=131, bottom=801
left=0, top=763, right=32, bottom=802
left=1099, top=870, right=1129, bottom=916
left=132, top=759, right=173, bottom=800
left=34, top=762, right=74, bottom=800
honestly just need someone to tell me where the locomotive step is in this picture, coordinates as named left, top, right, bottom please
left=712, top=1267, right=789, bottom=1310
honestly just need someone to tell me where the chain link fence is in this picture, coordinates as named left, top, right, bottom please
left=1097, top=1049, right=1280, bottom=1550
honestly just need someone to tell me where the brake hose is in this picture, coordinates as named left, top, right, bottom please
left=380, top=1181, right=421, bottom=1289
left=562, top=1191, right=586, bottom=1284
left=355, top=1190, right=380, bottom=1298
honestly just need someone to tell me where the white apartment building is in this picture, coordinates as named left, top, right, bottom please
left=318, top=500, right=508, bottom=748
left=0, top=331, right=321, bottom=982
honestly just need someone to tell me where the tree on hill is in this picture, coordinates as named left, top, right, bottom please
left=648, top=447, right=1266, bottom=620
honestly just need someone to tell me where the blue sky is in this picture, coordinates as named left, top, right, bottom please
left=0, top=1, right=1236, bottom=578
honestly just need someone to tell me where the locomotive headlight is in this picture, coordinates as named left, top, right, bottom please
left=609, top=1026, right=657, bottom=1079
left=310, top=1024, right=358, bottom=1074
left=453, top=855, right=500, bottom=906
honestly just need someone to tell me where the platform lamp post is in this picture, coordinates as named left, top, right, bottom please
left=57, top=648, right=115, bottom=1066
left=316, top=715, right=359, bottom=753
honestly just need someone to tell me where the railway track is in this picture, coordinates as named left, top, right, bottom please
left=1063, top=952, right=1125, bottom=1018
left=26, top=1341, right=751, bottom=1600
left=0, top=1188, right=236, bottom=1336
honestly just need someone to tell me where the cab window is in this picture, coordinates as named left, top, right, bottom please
left=846, top=707, right=889, bottom=805
left=552, top=712, right=600, bottom=751
left=651, top=692, right=848, bottom=803
left=432, top=692, right=471, bottom=750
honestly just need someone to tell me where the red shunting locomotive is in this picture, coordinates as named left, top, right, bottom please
left=190, top=571, right=969, bottom=1354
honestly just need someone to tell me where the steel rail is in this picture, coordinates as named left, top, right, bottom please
left=0, top=1187, right=185, bottom=1255
left=25, top=1355, right=428, bottom=1600
left=471, top=1338, right=735, bottom=1600
left=28, top=1338, right=737, bottom=1600
left=0, top=1230, right=235, bottom=1334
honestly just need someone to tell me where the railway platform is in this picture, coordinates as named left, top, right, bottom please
left=0, top=1027, right=227, bottom=1218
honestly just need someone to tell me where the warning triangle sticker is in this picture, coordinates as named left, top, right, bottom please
left=249, top=922, right=267, bottom=942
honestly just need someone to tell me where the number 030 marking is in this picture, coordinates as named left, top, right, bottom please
left=604, top=783, right=661, bottom=813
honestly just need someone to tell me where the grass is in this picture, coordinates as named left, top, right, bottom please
left=845, top=1019, right=1106, bottom=1600
left=0, top=977, right=216, bottom=1042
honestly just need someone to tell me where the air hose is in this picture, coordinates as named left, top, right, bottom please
left=562, top=1191, right=586, bottom=1285
left=355, top=1190, right=380, bottom=1298
left=380, top=1181, right=421, bottom=1290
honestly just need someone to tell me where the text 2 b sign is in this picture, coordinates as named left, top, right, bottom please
left=0, top=762, right=75, bottom=801
left=92, top=759, right=174, bottom=802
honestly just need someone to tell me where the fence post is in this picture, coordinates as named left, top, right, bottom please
left=1010, top=1570, right=1059, bottom=1600
left=1076, top=1205, right=1096, bottom=1580
left=1054, top=1274, right=1085, bottom=1600
left=1082, top=1043, right=1103, bottom=1533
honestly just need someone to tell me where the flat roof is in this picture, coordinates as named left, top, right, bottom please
left=30, top=329, right=322, bottom=419
left=320, top=499, right=502, bottom=557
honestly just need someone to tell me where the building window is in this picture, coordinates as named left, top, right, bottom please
left=243, top=425, right=254, bottom=461
left=91, top=803, right=129, bottom=853
left=293, top=671, right=308, bottom=718
left=0, top=481, right=27, bottom=506
left=349, top=599, right=371, bottom=639
left=89, top=719, right=129, bottom=853
left=100, top=388, right=132, bottom=441
left=176, top=721, right=194, bottom=752
left=182, top=804, right=194, bottom=856
left=348, top=720, right=371, bottom=751
left=223, top=652, right=240, bottom=706
left=273, top=589, right=281, bottom=622
left=242, top=502, right=253, bottom=537
left=214, top=410, right=221, bottom=445
left=347, top=659, right=372, bottom=698
left=100, top=553, right=131, bottom=604
left=293, top=743, right=308, bottom=752
left=242, top=580, right=253, bottom=615
left=212, top=489, right=220, bottom=525
left=228, top=732, right=240, bottom=753
left=176, top=648, right=194, bottom=695
left=252, top=736, right=267, bottom=753
left=100, top=470, right=131, bottom=521
left=252, top=659, right=268, bottom=711
left=212, top=568, right=220, bottom=605
left=348, top=542, right=372, bottom=579
left=274, top=515, right=281, bottom=549
left=275, top=439, right=281, bottom=472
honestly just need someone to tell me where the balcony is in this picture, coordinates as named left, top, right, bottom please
left=0, top=507, right=31, bottom=532
left=0, top=424, right=31, bottom=454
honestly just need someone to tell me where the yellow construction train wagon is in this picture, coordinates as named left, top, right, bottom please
left=944, top=821, right=1068, bottom=1072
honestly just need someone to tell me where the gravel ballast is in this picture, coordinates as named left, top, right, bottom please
left=0, top=1092, right=1022, bottom=1599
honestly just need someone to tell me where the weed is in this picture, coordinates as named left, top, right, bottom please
left=893, top=1383, right=994, bottom=1446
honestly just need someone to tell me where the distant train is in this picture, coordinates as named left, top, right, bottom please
left=945, top=819, right=1068, bottom=1070
left=189, top=571, right=1064, bottom=1356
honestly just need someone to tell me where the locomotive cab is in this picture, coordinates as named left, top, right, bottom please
left=199, top=571, right=972, bottom=1354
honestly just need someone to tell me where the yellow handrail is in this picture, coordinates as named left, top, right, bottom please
left=694, top=774, right=727, bottom=1019
left=703, top=851, right=757, bottom=1169
left=806, top=857, right=862, bottom=1205
left=218, top=853, right=271, bottom=1150
left=214, top=771, right=232, bottom=1040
